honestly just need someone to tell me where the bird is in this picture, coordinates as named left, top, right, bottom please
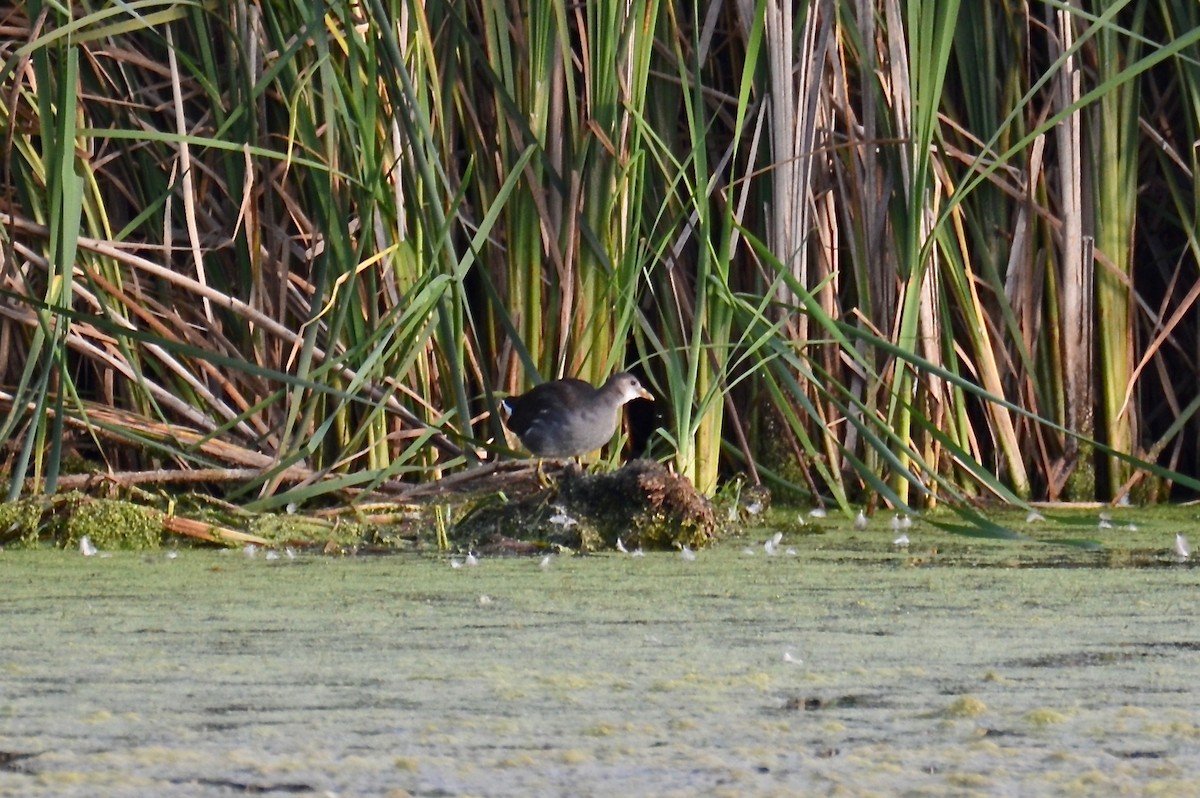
left=500, top=372, right=652, bottom=458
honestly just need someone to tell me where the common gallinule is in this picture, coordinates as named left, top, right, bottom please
left=501, top=372, right=653, bottom=457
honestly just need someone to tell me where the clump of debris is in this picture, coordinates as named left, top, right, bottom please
left=453, top=459, right=718, bottom=554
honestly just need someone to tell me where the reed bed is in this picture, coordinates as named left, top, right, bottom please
left=1, top=0, right=1198, bottom=513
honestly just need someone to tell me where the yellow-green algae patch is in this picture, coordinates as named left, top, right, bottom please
left=946, top=695, right=989, bottom=718
left=1026, top=707, right=1070, bottom=726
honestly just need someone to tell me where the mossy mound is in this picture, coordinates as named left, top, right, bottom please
left=0, top=492, right=163, bottom=550
left=0, top=498, right=48, bottom=547
left=453, top=459, right=719, bottom=553
left=62, top=496, right=162, bottom=550
left=0, top=490, right=383, bottom=553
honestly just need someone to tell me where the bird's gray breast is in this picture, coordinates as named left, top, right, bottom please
left=521, top=403, right=619, bottom=457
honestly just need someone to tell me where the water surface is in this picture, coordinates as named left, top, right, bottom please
left=3, top=522, right=1199, bottom=796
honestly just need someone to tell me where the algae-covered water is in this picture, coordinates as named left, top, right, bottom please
left=3, top=514, right=1200, bottom=796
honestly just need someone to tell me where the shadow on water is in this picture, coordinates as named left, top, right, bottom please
left=3, top=507, right=1200, bottom=796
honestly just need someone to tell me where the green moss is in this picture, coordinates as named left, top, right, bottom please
left=1064, top=441, right=1097, bottom=502
left=247, top=513, right=365, bottom=546
left=63, top=496, right=162, bottom=550
left=0, top=498, right=47, bottom=548
left=628, top=507, right=712, bottom=551
left=1, top=494, right=163, bottom=550
left=754, top=409, right=810, bottom=487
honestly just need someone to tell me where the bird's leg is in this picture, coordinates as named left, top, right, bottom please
left=534, top=458, right=553, bottom=489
